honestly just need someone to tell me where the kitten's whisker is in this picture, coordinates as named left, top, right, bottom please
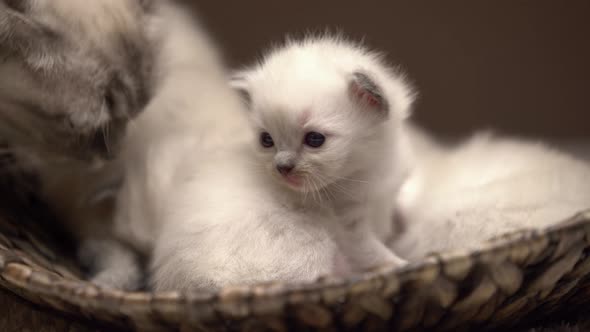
left=327, top=180, right=357, bottom=199
left=102, top=124, right=111, bottom=154
left=310, top=178, right=321, bottom=205
left=313, top=179, right=325, bottom=205
left=314, top=173, right=356, bottom=200
left=325, top=174, right=363, bottom=192
left=315, top=178, right=329, bottom=204
left=309, top=178, right=317, bottom=205
left=312, top=174, right=335, bottom=205
left=100, top=125, right=111, bottom=155
left=330, top=175, right=370, bottom=184
left=320, top=181, right=334, bottom=205
left=302, top=179, right=309, bottom=204
left=332, top=185, right=357, bottom=199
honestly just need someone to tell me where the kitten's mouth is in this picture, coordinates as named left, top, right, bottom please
left=281, top=174, right=303, bottom=188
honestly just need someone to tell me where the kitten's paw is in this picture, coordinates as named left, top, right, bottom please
left=381, top=253, right=408, bottom=270
left=78, top=238, right=144, bottom=291
left=366, top=257, right=408, bottom=275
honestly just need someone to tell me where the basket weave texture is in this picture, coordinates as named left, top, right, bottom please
left=1, top=180, right=589, bottom=331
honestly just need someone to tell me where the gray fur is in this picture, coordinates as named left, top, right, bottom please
left=0, top=0, right=154, bottom=161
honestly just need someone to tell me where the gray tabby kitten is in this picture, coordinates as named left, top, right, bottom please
left=0, top=0, right=156, bottom=289
left=0, top=0, right=153, bottom=162
left=36, top=0, right=234, bottom=290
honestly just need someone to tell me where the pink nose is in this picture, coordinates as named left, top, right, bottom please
left=276, top=164, right=294, bottom=175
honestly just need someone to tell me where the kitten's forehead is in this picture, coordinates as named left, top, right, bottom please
left=247, top=39, right=404, bottom=137
left=243, top=38, right=416, bottom=122
left=249, top=75, right=348, bottom=139
left=254, top=104, right=301, bottom=132
left=250, top=67, right=345, bottom=121
left=248, top=42, right=361, bottom=120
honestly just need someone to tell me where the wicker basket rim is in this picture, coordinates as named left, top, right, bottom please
left=1, top=209, right=589, bottom=319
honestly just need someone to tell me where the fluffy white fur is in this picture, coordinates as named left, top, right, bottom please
left=114, top=29, right=342, bottom=290
left=231, top=37, right=415, bottom=271
left=105, top=36, right=417, bottom=292
left=393, top=131, right=590, bottom=261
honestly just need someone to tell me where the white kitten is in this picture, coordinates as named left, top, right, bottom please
left=393, top=132, right=590, bottom=261
left=231, top=37, right=415, bottom=271
left=114, top=31, right=343, bottom=290
left=107, top=37, right=416, bottom=292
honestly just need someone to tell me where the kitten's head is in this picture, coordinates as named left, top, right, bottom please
left=232, top=37, right=414, bottom=194
left=0, top=0, right=155, bottom=160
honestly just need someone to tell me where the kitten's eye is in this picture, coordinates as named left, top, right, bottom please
left=260, top=132, right=274, bottom=148
left=304, top=132, right=325, bottom=148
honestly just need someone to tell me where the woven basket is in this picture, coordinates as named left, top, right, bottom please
left=1, top=175, right=590, bottom=332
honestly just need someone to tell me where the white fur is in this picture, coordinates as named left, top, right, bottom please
left=233, top=37, right=415, bottom=272
left=108, top=37, right=417, bottom=291
left=393, top=131, right=590, bottom=261
left=104, top=9, right=341, bottom=290
left=149, top=154, right=342, bottom=290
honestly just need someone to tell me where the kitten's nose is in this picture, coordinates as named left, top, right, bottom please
left=276, top=164, right=294, bottom=175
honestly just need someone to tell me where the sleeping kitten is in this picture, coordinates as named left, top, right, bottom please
left=61, top=0, right=247, bottom=290
left=0, top=0, right=156, bottom=290
left=0, top=0, right=153, bottom=161
left=230, top=37, right=415, bottom=271
left=393, top=132, right=590, bottom=261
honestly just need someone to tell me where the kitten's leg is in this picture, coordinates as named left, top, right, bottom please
left=78, top=238, right=144, bottom=291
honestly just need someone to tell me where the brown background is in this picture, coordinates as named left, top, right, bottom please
left=187, top=0, right=589, bottom=139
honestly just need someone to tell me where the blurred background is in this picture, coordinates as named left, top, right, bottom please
left=186, top=1, right=589, bottom=141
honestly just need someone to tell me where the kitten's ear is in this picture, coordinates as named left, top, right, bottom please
left=348, top=71, right=389, bottom=116
left=229, top=73, right=252, bottom=109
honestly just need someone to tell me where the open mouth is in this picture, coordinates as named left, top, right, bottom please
left=282, top=174, right=303, bottom=187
